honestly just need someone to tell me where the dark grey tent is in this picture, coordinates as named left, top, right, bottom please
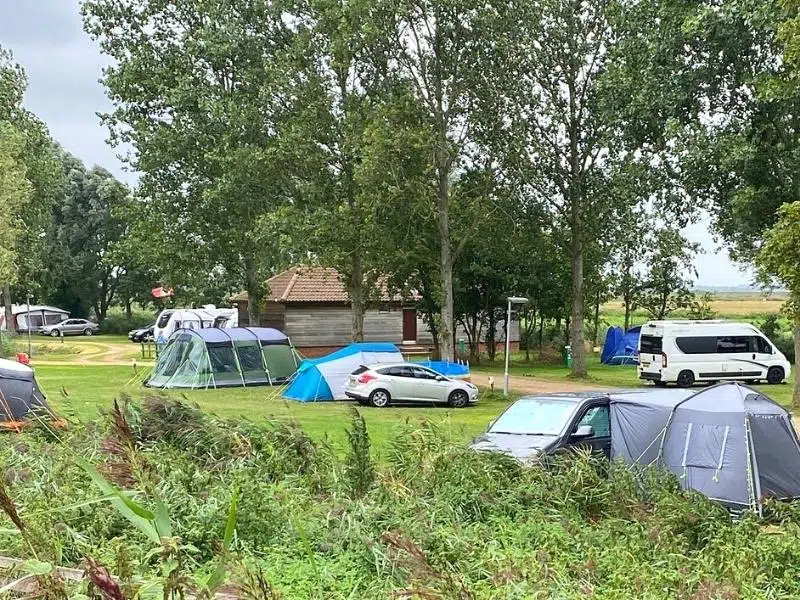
left=610, top=383, right=800, bottom=511
left=0, top=358, right=50, bottom=429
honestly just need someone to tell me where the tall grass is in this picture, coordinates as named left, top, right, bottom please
left=3, top=397, right=800, bottom=598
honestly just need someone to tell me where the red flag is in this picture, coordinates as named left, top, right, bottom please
left=151, top=287, right=174, bottom=299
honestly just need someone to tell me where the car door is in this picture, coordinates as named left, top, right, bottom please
left=61, top=319, right=79, bottom=335
left=381, top=366, right=417, bottom=401
left=410, top=366, right=450, bottom=403
left=566, top=404, right=611, bottom=458
left=752, top=336, right=774, bottom=379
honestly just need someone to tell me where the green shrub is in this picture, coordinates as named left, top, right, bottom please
left=99, top=308, right=157, bottom=334
left=6, top=398, right=800, bottom=598
left=0, top=330, right=13, bottom=358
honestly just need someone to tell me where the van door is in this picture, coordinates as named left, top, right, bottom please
left=752, top=336, right=774, bottom=379
left=716, top=336, right=756, bottom=379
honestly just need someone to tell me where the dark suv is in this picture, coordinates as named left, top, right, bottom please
left=469, top=392, right=613, bottom=463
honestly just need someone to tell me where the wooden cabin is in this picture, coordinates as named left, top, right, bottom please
left=230, top=266, right=519, bottom=357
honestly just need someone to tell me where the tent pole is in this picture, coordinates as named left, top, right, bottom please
left=745, top=415, right=763, bottom=516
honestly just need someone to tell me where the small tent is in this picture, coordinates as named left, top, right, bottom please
left=146, top=327, right=298, bottom=389
left=417, top=360, right=470, bottom=380
left=0, top=358, right=51, bottom=429
left=611, top=383, right=800, bottom=511
left=601, top=326, right=641, bottom=365
left=283, top=343, right=403, bottom=402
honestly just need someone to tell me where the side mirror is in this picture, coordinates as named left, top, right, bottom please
left=435, top=375, right=445, bottom=381
left=571, top=425, right=594, bottom=439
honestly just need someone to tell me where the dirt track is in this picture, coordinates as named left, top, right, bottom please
left=470, top=369, right=610, bottom=395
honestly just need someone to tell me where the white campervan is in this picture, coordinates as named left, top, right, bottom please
left=153, top=305, right=238, bottom=344
left=637, top=320, right=791, bottom=388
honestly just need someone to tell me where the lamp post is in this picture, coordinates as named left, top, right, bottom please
left=504, top=296, right=528, bottom=397
left=26, top=293, right=32, bottom=358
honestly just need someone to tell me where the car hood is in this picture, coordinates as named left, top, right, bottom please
left=469, top=432, right=559, bottom=462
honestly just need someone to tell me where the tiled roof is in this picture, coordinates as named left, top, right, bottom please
left=230, top=266, right=417, bottom=304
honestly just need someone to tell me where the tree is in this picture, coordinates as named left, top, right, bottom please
left=0, top=124, right=31, bottom=287
left=43, top=153, right=133, bottom=322
left=638, top=228, right=698, bottom=320
left=284, top=0, right=397, bottom=340
left=0, top=46, right=61, bottom=327
left=486, top=0, right=660, bottom=376
left=82, top=0, right=297, bottom=325
left=378, top=0, right=503, bottom=360
left=757, top=201, right=800, bottom=407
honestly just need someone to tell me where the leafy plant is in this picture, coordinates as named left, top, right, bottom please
left=344, top=407, right=374, bottom=499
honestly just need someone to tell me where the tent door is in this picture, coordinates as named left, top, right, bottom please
left=402, top=309, right=417, bottom=344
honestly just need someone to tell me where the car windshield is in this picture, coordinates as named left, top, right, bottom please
left=489, top=398, right=577, bottom=435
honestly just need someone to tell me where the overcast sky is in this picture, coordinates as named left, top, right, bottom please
left=0, top=1, right=752, bottom=288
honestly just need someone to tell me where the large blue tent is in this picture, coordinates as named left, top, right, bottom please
left=283, top=343, right=403, bottom=402
left=601, top=326, right=641, bottom=365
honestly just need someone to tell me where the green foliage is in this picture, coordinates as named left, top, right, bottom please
left=99, top=309, right=156, bottom=334
left=688, top=292, right=717, bottom=320
left=344, top=407, right=374, bottom=499
left=6, top=402, right=800, bottom=598
left=638, top=228, right=698, bottom=320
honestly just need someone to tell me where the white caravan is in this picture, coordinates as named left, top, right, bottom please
left=637, top=320, right=791, bottom=388
left=153, top=305, right=238, bottom=344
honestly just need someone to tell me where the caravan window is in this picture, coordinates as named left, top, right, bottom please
left=640, top=336, right=663, bottom=354
left=157, top=312, right=173, bottom=328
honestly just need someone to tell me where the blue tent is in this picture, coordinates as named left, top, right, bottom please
left=417, top=360, right=470, bottom=378
left=601, top=326, right=641, bottom=366
left=283, top=343, right=403, bottom=402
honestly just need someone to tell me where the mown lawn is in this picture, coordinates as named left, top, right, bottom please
left=34, top=353, right=797, bottom=452
left=33, top=364, right=516, bottom=453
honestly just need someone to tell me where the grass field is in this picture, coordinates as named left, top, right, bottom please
left=601, top=296, right=786, bottom=324
left=31, top=352, right=797, bottom=453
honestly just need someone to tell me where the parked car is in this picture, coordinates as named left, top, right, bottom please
left=128, top=325, right=155, bottom=343
left=40, top=318, right=100, bottom=337
left=470, top=392, right=613, bottom=463
left=470, top=389, right=694, bottom=463
left=638, top=320, right=791, bottom=387
left=345, top=362, right=478, bottom=408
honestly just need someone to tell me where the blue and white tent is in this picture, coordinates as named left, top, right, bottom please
left=283, top=343, right=403, bottom=402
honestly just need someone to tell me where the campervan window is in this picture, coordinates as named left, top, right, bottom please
left=676, top=335, right=772, bottom=355
left=676, top=337, right=718, bottom=354
left=640, top=335, right=663, bottom=354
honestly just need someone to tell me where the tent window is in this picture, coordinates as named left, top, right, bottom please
left=207, top=346, right=240, bottom=382
left=237, top=344, right=263, bottom=371
left=263, top=345, right=297, bottom=381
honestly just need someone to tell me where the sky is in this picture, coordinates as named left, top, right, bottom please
left=0, top=1, right=752, bottom=288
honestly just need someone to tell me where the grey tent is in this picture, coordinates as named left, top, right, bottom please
left=0, top=358, right=51, bottom=429
left=610, top=383, right=800, bottom=511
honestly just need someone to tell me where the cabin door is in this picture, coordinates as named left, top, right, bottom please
left=402, top=309, right=417, bottom=344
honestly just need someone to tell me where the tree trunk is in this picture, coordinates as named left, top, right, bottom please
left=570, top=232, right=587, bottom=377
left=243, top=256, right=261, bottom=327
left=349, top=253, right=365, bottom=342
left=794, top=321, right=800, bottom=410
left=125, top=298, right=133, bottom=320
left=437, top=162, right=455, bottom=361
left=538, top=313, right=545, bottom=348
left=486, top=309, right=497, bottom=362
left=624, top=298, right=631, bottom=331
left=592, top=290, right=601, bottom=347
left=3, top=283, right=13, bottom=334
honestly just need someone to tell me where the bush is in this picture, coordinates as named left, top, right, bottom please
left=775, top=333, right=796, bottom=364
left=0, top=330, right=13, bottom=358
left=99, top=308, right=157, bottom=334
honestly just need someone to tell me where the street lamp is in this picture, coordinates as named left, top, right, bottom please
left=504, top=296, right=528, bottom=397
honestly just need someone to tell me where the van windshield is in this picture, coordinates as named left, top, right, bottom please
left=489, top=398, right=576, bottom=436
left=157, top=311, right=173, bottom=328
left=640, top=335, right=663, bottom=354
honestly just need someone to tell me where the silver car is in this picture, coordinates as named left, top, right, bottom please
left=40, top=318, right=100, bottom=337
left=345, top=362, right=479, bottom=408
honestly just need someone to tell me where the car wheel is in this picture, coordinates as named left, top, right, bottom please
left=50, top=330, right=60, bottom=338
left=84, top=328, right=93, bottom=336
left=369, top=389, right=391, bottom=408
left=767, top=367, right=785, bottom=385
left=676, top=370, right=695, bottom=388
left=448, top=389, right=469, bottom=408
